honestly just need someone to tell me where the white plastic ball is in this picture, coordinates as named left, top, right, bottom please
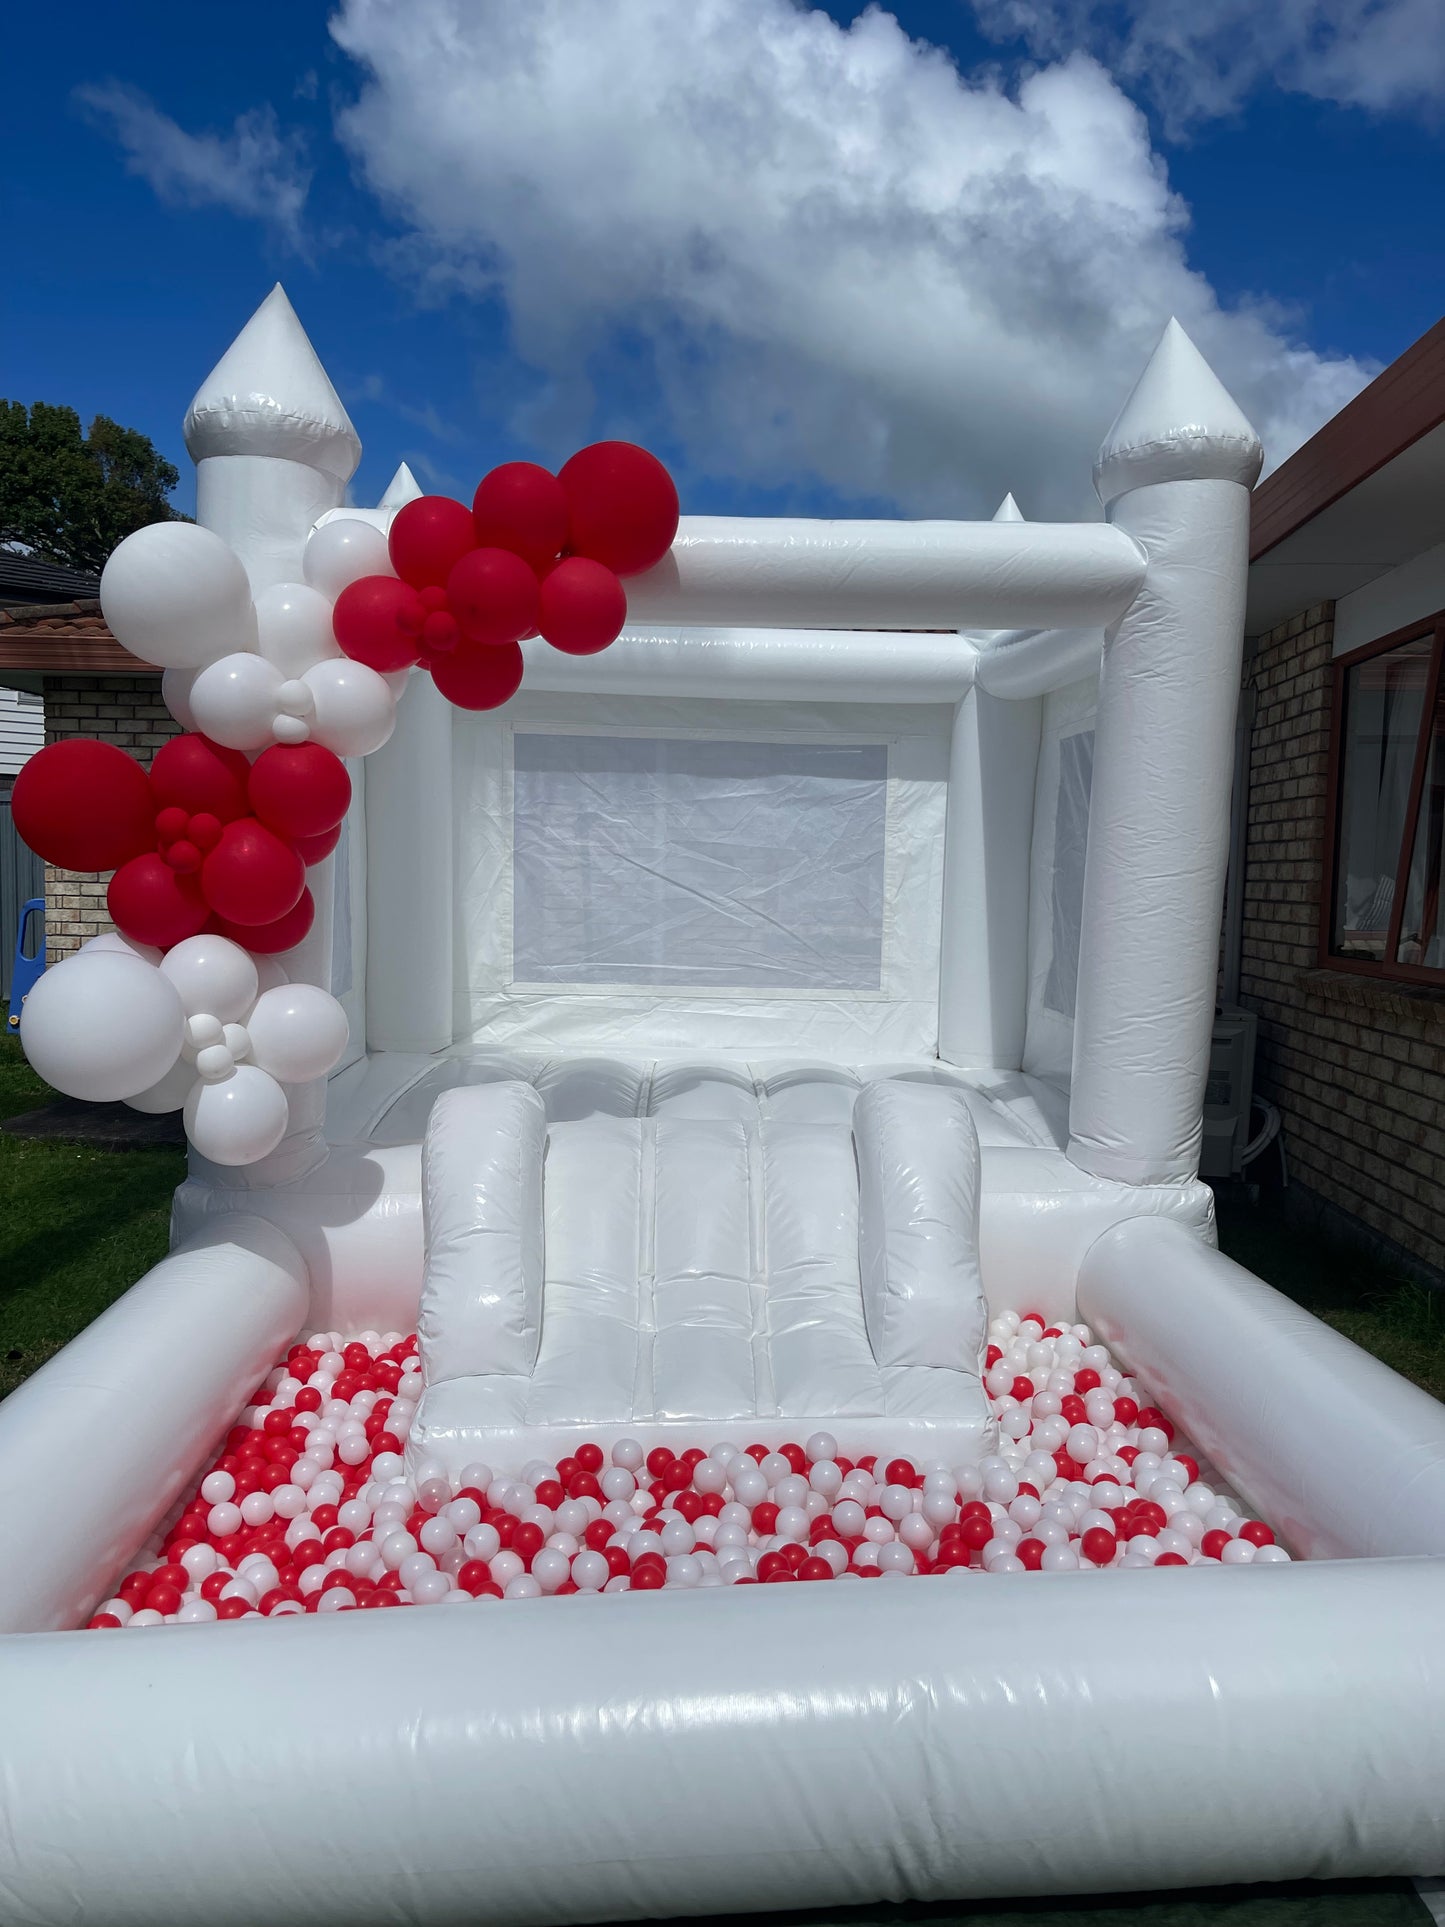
left=100, top=521, right=255, bottom=669
left=303, top=517, right=394, bottom=600
left=805, top=1431, right=837, bottom=1464
left=571, top=1550, right=609, bottom=1590
left=160, top=935, right=259, bottom=1023
left=504, top=1576, right=541, bottom=1599
left=898, top=1513, right=934, bottom=1551
left=832, top=1500, right=866, bottom=1538
left=877, top=1542, right=915, bottom=1574
left=775, top=1506, right=810, bottom=1543
left=21, top=952, right=185, bottom=1102
left=611, top=1439, right=643, bottom=1471
left=531, top=1548, right=572, bottom=1592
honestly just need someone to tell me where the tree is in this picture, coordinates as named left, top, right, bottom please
left=0, top=401, right=187, bottom=574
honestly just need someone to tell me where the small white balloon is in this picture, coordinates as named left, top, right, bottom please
left=184, top=1063, right=290, bottom=1166
left=245, top=983, right=349, bottom=1083
left=304, top=657, right=396, bottom=759
left=100, top=522, right=255, bottom=670
left=159, top=934, right=259, bottom=1023
left=20, top=953, right=184, bottom=1101
left=255, top=581, right=342, bottom=678
left=78, top=931, right=163, bottom=968
left=303, top=518, right=394, bottom=600
left=190, top=653, right=285, bottom=753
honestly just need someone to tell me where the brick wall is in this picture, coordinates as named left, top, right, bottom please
left=1238, top=602, right=1445, bottom=1282
left=41, top=674, right=178, bottom=963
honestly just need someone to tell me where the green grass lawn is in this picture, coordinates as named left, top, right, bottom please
left=0, top=1037, right=184, bottom=1399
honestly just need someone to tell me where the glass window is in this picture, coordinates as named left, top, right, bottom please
left=1328, top=617, right=1445, bottom=981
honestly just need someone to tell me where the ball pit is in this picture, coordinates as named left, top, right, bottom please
left=88, top=1308, right=1286, bottom=1628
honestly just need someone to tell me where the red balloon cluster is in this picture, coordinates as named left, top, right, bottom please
left=332, top=443, right=679, bottom=711
left=12, top=734, right=352, bottom=955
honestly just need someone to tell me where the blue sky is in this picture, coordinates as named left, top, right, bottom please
left=5, top=1, right=1442, bottom=524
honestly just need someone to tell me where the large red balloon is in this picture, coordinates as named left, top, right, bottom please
left=248, top=744, right=352, bottom=841
left=149, top=734, right=251, bottom=822
left=213, top=888, right=314, bottom=955
left=558, top=442, right=679, bottom=577
left=537, top=557, right=627, bottom=656
left=12, top=739, right=155, bottom=873
left=430, top=639, right=525, bottom=712
left=472, top=463, right=568, bottom=571
left=108, top=854, right=210, bottom=950
left=332, top=576, right=424, bottom=673
left=446, top=548, right=539, bottom=647
left=389, top=496, right=477, bottom=590
left=200, top=818, right=306, bottom=927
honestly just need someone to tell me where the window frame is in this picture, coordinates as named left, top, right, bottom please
left=1319, top=608, right=1445, bottom=984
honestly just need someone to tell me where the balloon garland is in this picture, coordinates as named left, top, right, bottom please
left=13, top=444, right=679, bottom=1166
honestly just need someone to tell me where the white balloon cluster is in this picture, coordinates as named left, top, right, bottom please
left=101, top=515, right=408, bottom=755
left=20, top=933, right=349, bottom=1167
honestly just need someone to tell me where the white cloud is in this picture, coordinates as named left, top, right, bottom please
left=970, top=0, right=1445, bottom=129
left=328, top=0, right=1370, bottom=517
left=76, top=83, right=312, bottom=251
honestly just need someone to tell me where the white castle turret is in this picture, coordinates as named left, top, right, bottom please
left=184, top=284, right=361, bottom=595
left=379, top=461, right=422, bottom=509
left=1067, top=318, right=1263, bottom=1185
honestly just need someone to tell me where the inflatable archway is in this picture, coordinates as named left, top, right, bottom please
left=2, top=285, right=1443, bottom=1925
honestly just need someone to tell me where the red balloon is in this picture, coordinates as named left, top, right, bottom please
left=472, top=463, right=568, bottom=571
left=248, top=744, right=352, bottom=840
left=446, top=547, right=539, bottom=647
left=213, top=888, right=314, bottom=955
left=12, top=739, right=156, bottom=873
left=108, top=853, right=210, bottom=949
left=201, top=818, right=306, bottom=926
left=388, top=496, right=477, bottom=590
left=537, top=557, right=627, bottom=655
left=149, top=734, right=251, bottom=823
left=558, top=441, right=679, bottom=576
left=292, top=825, right=342, bottom=866
left=429, top=638, right=524, bottom=712
left=332, top=576, right=424, bottom=673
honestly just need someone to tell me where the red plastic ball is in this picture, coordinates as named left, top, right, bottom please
left=1200, top=1529, right=1231, bottom=1560
left=645, top=1448, right=673, bottom=1478
left=1080, top=1527, right=1117, bottom=1567
left=537, top=556, right=627, bottom=656
left=447, top=547, right=540, bottom=647
left=1010, top=1377, right=1035, bottom=1403
left=558, top=441, right=679, bottom=577
left=332, top=575, right=424, bottom=672
left=798, top=1557, right=834, bottom=1582
left=630, top=1564, right=664, bottom=1590
left=12, top=738, right=157, bottom=874
left=1073, top=1368, right=1101, bottom=1394
left=457, top=1561, right=493, bottom=1596
left=574, top=1443, right=605, bottom=1474
left=389, top=496, right=478, bottom=591
left=214, top=888, right=314, bottom=954
left=1238, top=1519, right=1275, bottom=1548
left=1112, top=1396, right=1139, bottom=1426
left=150, top=734, right=252, bottom=823
left=216, top=1597, right=251, bottom=1620
left=248, top=743, right=352, bottom=841
left=473, top=462, right=569, bottom=571
left=1156, top=1553, right=1189, bottom=1566
left=752, top=1502, right=780, bottom=1535
left=429, top=638, right=524, bottom=712
left=87, top=1614, right=122, bottom=1630
left=107, top=853, right=209, bottom=949
left=201, top=818, right=305, bottom=927
left=1016, top=1539, right=1045, bottom=1570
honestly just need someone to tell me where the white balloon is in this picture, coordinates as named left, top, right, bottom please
left=251, top=955, right=290, bottom=997
left=77, top=932, right=163, bottom=968
left=20, top=953, right=184, bottom=1101
left=190, top=653, right=284, bottom=753
left=303, top=518, right=394, bottom=600
left=184, top=1064, right=290, bottom=1166
left=100, top=522, right=255, bottom=670
left=303, top=658, right=396, bottom=758
left=124, top=1054, right=197, bottom=1115
left=161, top=667, right=199, bottom=731
left=159, top=935, right=259, bottom=1022
left=254, top=582, right=342, bottom=678
left=382, top=667, right=413, bottom=700
left=245, top=984, right=349, bottom=1082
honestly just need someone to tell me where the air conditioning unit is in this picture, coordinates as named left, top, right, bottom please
left=1200, top=1004, right=1258, bottom=1179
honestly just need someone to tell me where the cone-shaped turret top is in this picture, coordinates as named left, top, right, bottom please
left=184, top=285, right=361, bottom=485
left=379, top=461, right=423, bottom=508
left=991, top=492, right=1025, bottom=523
left=1095, top=318, right=1262, bottom=508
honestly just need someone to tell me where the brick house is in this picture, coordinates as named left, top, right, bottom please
left=1239, top=315, right=1445, bottom=1284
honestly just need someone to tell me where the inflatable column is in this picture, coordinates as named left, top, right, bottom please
left=1067, top=320, right=1262, bottom=1186
left=183, top=286, right=362, bottom=1182
left=939, top=496, right=1040, bottom=1072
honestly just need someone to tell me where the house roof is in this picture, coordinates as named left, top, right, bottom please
left=1246, top=315, right=1445, bottom=636
left=0, top=601, right=156, bottom=675
left=0, top=553, right=102, bottom=607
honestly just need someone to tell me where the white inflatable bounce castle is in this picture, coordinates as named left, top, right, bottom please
left=2, top=287, right=1444, bottom=1924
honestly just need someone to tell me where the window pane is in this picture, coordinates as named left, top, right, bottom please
left=1396, top=670, right=1445, bottom=969
left=1332, top=638, right=1431, bottom=959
